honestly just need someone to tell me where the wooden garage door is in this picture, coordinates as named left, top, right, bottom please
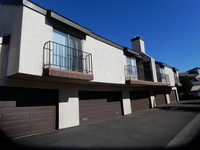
left=169, top=90, right=177, bottom=102
left=79, top=91, right=122, bottom=125
left=0, top=87, right=58, bottom=138
left=130, top=91, right=150, bottom=112
left=155, top=91, right=166, bottom=106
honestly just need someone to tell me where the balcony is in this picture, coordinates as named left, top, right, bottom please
left=157, top=72, right=170, bottom=83
left=125, top=65, right=153, bottom=81
left=43, top=41, right=93, bottom=80
left=124, top=65, right=170, bottom=87
left=174, top=76, right=182, bottom=86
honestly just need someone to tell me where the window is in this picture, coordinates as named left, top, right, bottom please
left=52, top=29, right=82, bottom=71
left=159, top=67, right=165, bottom=74
left=127, top=57, right=138, bottom=79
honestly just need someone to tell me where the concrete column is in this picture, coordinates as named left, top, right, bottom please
left=172, top=87, right=179, bottom=101
left=166, top=93, right=170, bottom=104
left=150, top=91, right=156, bottom=108
left=59, top=87, right=79, bottom=129
left=122, top=90, right=132, bottom=115
left=150, top=58, right=158, bottom=82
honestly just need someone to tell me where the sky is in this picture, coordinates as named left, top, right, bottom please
left=30, top=0, right=200, bottom=72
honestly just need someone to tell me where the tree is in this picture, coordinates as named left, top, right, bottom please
left=178, top=76, right=193, bottom=96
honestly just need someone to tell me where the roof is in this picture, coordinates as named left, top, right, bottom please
left=180, top=67, right=200, bottom=76
left=155, top=61, right=179, bottom=71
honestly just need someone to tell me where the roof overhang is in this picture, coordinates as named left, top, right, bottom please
left=123, top=47, right=142, bottom=58
left=46, top=10, right=91, bottom=35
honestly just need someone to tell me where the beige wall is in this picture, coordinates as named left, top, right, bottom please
left=0, top=5, right=23, bottom=77
left=83, top=36, right=126, bottom=84
left=19, top=6, right=52, bottom=76
left=150, top=58, right=158, bottom=82
left=59, top=88, right=79, bottom=129
left=165, top=66, right=175, bottom=86
left=122, top=90, right=132, bottom=115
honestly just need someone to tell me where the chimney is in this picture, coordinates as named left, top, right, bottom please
left=131, top=36, right=145, bottom=53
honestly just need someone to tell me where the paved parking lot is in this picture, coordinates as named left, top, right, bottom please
left=9, top=99, right=200, bottom=149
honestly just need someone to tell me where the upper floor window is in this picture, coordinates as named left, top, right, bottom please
left=126, top=57, right=138, bottom=79
left=159, top=66, right=165, bottom=74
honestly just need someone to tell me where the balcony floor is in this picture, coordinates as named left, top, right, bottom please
left=43, top=67, right=94, bottom=81
left=126, top=79, right=170, bottom=87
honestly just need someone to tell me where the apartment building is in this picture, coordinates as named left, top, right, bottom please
left=0, top=0, right=180, bottom=138
left=180, top=67, right=200, bottom=92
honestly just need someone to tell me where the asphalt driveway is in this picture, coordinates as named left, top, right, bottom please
left=11, top=99, right=200, bottom=149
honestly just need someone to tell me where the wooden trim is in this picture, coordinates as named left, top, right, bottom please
left=44, top=68, right=94, bottom=80
left=126, top=79, right=170, bottom=87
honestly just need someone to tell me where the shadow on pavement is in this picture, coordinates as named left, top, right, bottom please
left=156, top=99, right=200, bottom=113
left=156, top=106, right=200, bottom=113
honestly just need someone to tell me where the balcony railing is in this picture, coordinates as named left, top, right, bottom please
left=124, top=65, right=153, bottom=81
left=157, top=72, right=170, bottom=83
left=174, top=76, right=180, bottom=84
left=43, top=41, right=93, bottom=74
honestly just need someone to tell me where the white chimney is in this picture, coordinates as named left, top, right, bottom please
left=131, top=36, right=145, bottom=53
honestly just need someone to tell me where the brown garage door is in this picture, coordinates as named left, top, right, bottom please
left=130, top=91, right=150, bottom=112
left=169, top=90, right=177, bottom=102
left=0, top=86, right=58, bottom=138
left=79, top=91, right=122, bottom=125
left=155, top=91, right=166, bottom=106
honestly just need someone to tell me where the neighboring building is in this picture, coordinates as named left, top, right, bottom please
left=180, top=67, right=200, bottom=92
left=0, top=0, right=180, bottom=138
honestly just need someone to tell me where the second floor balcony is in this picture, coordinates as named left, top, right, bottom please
left=43, top=41, right=93, bottom=80
left=125, top=65, right=153, bottom=81
left=157, top=72, right=170, bottom=83
left=124, top=65, right=170, bottom=87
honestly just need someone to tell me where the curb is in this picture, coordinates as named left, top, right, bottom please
left=165, top=113, right=200, bottom=149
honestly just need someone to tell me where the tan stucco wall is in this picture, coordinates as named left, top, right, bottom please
left=59, top=88, right=79, bottom=129
left=19, top=6, right=52, bottom=76
left=0, top=5, right=23, bottom=76
left=83, top=36, right=126, bottom=84
left=165, top=66, right=175, bottom=86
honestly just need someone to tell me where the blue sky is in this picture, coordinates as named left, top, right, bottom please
left=31, top=0, right=200, bottom=72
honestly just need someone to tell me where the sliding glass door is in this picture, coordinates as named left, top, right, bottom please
left=53, top=29, right=68, bottom=70
left=53, top=29, right=82, bottom=71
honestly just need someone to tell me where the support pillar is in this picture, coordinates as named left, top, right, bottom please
left=122, top=90, right=132, bottom=115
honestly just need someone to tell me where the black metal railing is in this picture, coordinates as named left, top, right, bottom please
left=43, top=41, right=93, bottom=74
left=157, top=72, right=170, bottom=83
left=124, top=65, right=153, bottom=81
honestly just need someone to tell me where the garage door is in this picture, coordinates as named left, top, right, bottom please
left=169, top=90, right=177, bottom=102
left=79, top=91, right=122, bottom=125
left=130, top=91, right=150, bottom=112
left=155, top=91, right=166, bottom=106
left=0, top=86, right=58, bottom=138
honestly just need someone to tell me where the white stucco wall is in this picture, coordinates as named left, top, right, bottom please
left=122, top=90, right=132, bottom=115
left=165, top=66, right=175, bottom=86
left=59, top=88, right=79, bottom=129
left=150, top=91, right=156, bottom=108
left=0, top=5, right=23, bottom=76
left=150, top=58, right=158, bottom=82
left=166, top=93, right=170, bottom=104
left=83, top=36, right=126, bottom=84
left=19, top=6, right=52, bottom=76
